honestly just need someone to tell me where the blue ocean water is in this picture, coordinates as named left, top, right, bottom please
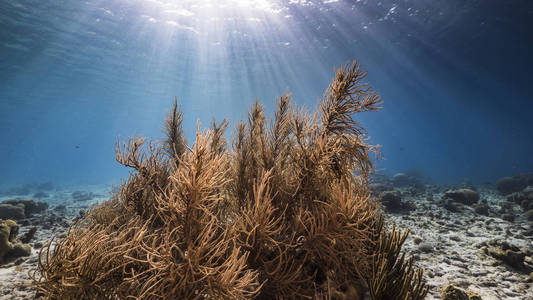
left=0, top=0, right=532, bottom=187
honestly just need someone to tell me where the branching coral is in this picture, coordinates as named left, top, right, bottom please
left=32, top=60, right=427, bottom=300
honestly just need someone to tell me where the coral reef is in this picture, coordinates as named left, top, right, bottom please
left=2, top=199, right=48, bottom=217
left=0, top=203, right=25, bottom=220
left=440, top=284, right=482, bottom=300
left=0, top=219, right=31, bottom=265
left=472, top=202, right=489, bottom=216
left=441, top=189, right=480, bottom=206
left=0, top=199, right=49, bottom=220
left=378, top=190, right=415, bottom=212
left=482, top=239, right=532, bottom=271
left=505, top=185, right=533, bottom=222
left=31, top=61, right=427, bottom=299
left=496, top=174, right=533, bottom=195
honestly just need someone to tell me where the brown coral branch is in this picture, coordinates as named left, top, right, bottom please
left=33, top=60, right=427, bottom=300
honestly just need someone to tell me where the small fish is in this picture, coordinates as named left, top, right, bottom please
left=75, top=145, right=80, bottom=149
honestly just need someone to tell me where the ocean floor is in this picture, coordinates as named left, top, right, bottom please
left=0, top=178, right=532, bottom=299
left=384, top=186, right=533, bottom=299
left=0, top=183, right=111, bottom=300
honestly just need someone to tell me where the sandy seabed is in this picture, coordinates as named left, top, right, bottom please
left=0, top=183, right=531, bottom=300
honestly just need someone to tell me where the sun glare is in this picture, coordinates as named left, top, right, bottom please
left=145, top=0, right=283, bottom=14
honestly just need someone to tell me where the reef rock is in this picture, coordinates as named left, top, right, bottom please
left=1, top=198, right=48, bottom=217
left=525, top=210, right=533, bottom=221
left=0, top=219, right=31, bottom=264
left=505, top=186, right=533, bottom=221
left=521, top=185, right=533, bottom=196
left=496, top=174, right=533, bottom=195
left=484, top=240, right=527, bottom=270
left=442, top=189, right=480, bottom=206
left=0, top=204, right=25, bottom=220
left=20, top=226, right=37, bottom=244
left=440, top=284, right=482, bottom=300
left=472, top=203, right=489, bottom=216
left=507, top=188, right=533, bottom=206
left=501, top=213, right=515, bottom=222
left=379, top=190, right=414, bottom=212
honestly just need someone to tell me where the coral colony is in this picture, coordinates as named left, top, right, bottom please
left=31, top=61, right=428, bottom=299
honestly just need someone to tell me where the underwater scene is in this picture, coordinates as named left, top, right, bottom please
left=0, top=0, right=532, bottom=299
